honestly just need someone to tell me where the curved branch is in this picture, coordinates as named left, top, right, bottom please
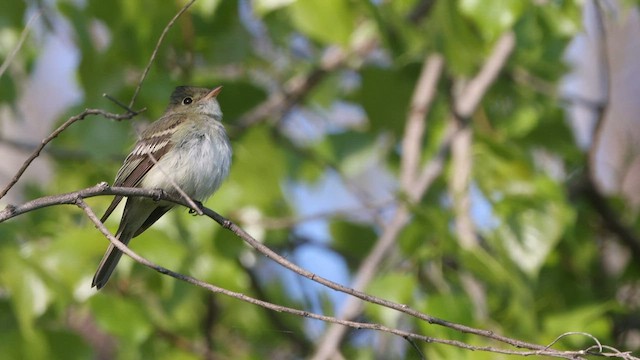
left=0, top=109, right=140, bottom=200
left=77, top=198, right=605, bottom=359
left=0, top=185, right=607, bottom=359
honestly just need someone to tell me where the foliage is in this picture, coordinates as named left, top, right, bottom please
left=0, top=0, right=638, bottom=359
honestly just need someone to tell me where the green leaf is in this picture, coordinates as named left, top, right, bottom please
left=357, top=64, right=420, bottom=136
left=254, top=0, right=295, bottom=15
left=421, top=293, right=474, bottom=332
left=191, top=0, right=223, bottom=17
left=131, top=227, right=189, bottom=272
left=329, top=220, right=376, bottom=270
left=46, top=330, right=93, bottom=360
left=429, top=1, right=485, bottom=75
left=0, top=73, right=17, bottom=105
left=216, top=81, right=268, bottom=123
left=365, top=272, right=416, bottom=325
left=0, top=249, right=51, bottom=339
left=0, top=0, right=26, bottom=28
left=196, top=0, right=253, bottom=65
left=543, top=303, right=613, bottom=347
left=322, top=131, right=377, bottom=174
left=493, top=200, right=573, bottom=277
left=222, top=126, right=287, bottom=209
left=89, top=293, right=153, bottom=343
left=0, top=329, right=23, bottom=360
left=286, top=149, right=325, bottom=183
left=459, top=0, right=527, bottom=41
left=288, top=0, right=355, bottom=46
left=475, top=139, right=577, bottom=277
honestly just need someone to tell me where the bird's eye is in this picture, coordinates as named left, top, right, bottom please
left=182, top=97, right=193, bottom=105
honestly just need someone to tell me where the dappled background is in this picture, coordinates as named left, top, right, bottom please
left=1, top=0, right=640, bottom=359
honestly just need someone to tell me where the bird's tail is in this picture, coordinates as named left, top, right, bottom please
left=92, top=229, right=134, bottom=290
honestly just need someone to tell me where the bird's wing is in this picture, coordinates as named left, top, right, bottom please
left=101, top=115, right=183, bottom=223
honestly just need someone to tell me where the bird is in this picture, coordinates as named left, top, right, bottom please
left=92, top=85, right=232, bottom=289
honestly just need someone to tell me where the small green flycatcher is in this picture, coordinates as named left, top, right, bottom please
left=92, top=86, right=232, bottom=289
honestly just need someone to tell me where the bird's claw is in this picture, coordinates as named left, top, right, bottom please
left=189, top=200, right=204, bottom=215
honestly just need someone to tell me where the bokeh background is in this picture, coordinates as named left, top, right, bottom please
left=1, top=0, right=639, bottom=359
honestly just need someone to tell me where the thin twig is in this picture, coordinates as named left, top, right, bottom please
left=543, top=332, right=602, bottom=354
left=0, top=9, right=42, bottom=79
left=103, top=93, right=141, bottom=114
left=127, top=0, right=196, bottom=108
left=77, top=201, right=492, bottom=355
left=0, top=109, right=139, bottom=200
left=233, top=38, right=377, bottom=134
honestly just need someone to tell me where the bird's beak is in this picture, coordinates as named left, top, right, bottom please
left=203, top=85, right=223, bottom=100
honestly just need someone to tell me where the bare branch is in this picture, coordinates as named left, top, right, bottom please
left=0, top=186, right=575, bottom=356
left=0, top=109, right=139, bottom=200
left=0, top=9, right=42, bottom=79
left=79, top=189, right=601, bottom=360
left=233, top=40, right=377, bottom=133
left=400, top=54, right=444, bottom=190
left=3, top=185, right=634, bottom=359
left=450, top=124, right=476, bottom=248
left=128, top=0, right=196, bottom=108
left=103, top=93, right=140, bottom=114
left=454, top=31, right=516, bottom=118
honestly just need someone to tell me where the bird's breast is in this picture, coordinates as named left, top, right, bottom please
left=141, top=122, right=232, bottom=201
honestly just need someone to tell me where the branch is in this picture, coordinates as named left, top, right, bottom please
left=449, top=120, right=476, bottom=248
left=2, top=185, right=632, bottom=359
left=453, top=31, right=516, bottom=118
left=0, top=109, right=139, bottom=200
left=127, top=0, right=196, bottom=108
left=0, top=9, right=42, bottom=79
left=311, top=30, right=517, bottom=360
left=233, top=40, right=377, bottom=135
left=448, top=30, right=516, bottom=249
left=400, top=54, right=444, bottom=190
